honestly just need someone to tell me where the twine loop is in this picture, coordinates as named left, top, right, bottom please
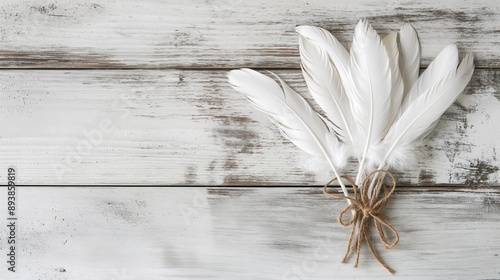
left=323, top=170, right=399, bottom=274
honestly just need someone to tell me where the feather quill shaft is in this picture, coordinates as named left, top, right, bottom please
left=349, top=20, right=393, bottom=184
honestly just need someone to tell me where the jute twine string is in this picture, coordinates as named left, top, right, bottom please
left=323, top=170, right=399, bottom=274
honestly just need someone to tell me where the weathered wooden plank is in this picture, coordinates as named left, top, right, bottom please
left=0, top=69, right=498, bottom=185
left=1, top=187, right=498, bottom=279
left=0, top=0, right=498, bottom=68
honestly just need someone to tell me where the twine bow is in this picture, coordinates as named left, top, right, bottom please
left=323, top=170, right=399, bottom=274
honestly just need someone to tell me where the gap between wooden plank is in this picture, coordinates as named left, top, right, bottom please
left=6, top=185, right=500, bottom=192
left=0, top=66, right=497, bottom=71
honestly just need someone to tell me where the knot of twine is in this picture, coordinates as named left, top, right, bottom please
left=323, top=170, right=399, bottom=274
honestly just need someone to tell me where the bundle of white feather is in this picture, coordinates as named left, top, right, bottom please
left=228, top=19, right=474, bottom=198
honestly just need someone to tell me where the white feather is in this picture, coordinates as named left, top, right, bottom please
left=227, top=68, right=347, bottom=169
left=398, top=23, right=420, bottom=97
left=382, top=31, right=404, bottom=124
left=382, top=54, right=474, bottom=168
left=295, top=26, right=352, bottom=96
left=398, top=44, right=459, bottom=116
left=349, top=19, right=393, bottom=180
left=228, top=21, right=475, bottom=199
left=298, top=35, right=354, bottom=145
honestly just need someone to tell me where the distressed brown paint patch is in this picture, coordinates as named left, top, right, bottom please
left=247, top=46, right=298, bottom=58
left=269, top=240, right=310, bottom=252
left=212, top=115, right=257, bottom=126
left=207, top=160, right=217, bottom=172
left=455, top=160, right=499, bottom=186
left=223, top=175, right=283, bottom=185
left=206, top=188, right=254, bottom=197
left=100, top=200, right=139, bottom=224
left=184, top=166, right=197, bottom=184
left=0, top=49, right=130, bottom=68
left=419, top=169, right=437, bottom=184
left=223, top=158, right=238, bottom=170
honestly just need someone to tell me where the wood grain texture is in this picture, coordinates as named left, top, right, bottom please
left=0, top=0, right=498, bottom=68
left=0, top=1, right=498, bottom=279
left=1, top=69, right=498, bottom=185
left=1, top=186, right=498, bottom=280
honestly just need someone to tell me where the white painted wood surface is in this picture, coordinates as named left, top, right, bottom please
left=0, top=70, right=498, bottom=185
left=0, top=0, right=498, bottom=68
left=0, top=187, right=498, bottom=279
left=0, top=0, right=499, bottom=279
